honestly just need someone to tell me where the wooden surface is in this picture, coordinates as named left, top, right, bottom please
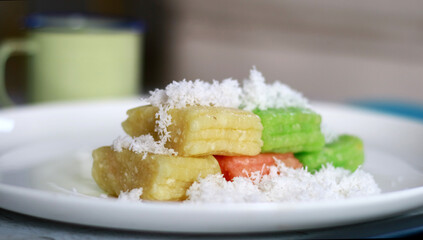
left=160, top=0, right=423, bottom=103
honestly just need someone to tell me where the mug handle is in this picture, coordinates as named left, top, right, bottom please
left=0, top=39, right=37, bottom=107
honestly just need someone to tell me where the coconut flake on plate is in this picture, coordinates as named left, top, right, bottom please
left=186, top=161, right=381, bottom=203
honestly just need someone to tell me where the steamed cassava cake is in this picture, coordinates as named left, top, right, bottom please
left=122, top=105, right=263, bottom=156
left=253, top=107, right=325, bottom=153
left=92, top=146, right=221, bottom=201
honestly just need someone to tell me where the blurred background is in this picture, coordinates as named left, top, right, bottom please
left=1, top=0, right=423, bottom=113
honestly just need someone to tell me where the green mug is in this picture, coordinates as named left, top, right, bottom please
left=0, top=15, right=143, bottom=107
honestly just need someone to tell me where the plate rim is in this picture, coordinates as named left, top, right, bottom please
left=2, top=182, right=423, bottom=233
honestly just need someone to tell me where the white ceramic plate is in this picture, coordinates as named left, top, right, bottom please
left=1, top=99, right=423, bottom=233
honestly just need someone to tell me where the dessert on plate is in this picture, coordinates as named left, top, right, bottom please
left=91, top=67, right=380, bottom=202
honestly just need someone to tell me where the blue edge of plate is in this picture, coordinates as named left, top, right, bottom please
left=351, top=99, right=423, bottom=122
left=350, top=99, right=423, bottom=238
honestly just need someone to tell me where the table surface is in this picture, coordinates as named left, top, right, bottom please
left=2, top=207, right=423, bottom=239
left=2, top=100, right=423, bottom=239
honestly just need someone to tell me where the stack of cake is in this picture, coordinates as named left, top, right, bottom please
left=91, top=69, right=365, bottom=201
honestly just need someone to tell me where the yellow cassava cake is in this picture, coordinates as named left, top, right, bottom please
left=92, top=146, right=221, bottom=201
left=122, top=105, right=263, bottom=156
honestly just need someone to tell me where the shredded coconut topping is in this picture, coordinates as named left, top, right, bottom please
left=112, top=135, right=175, bottom=158
left=118, top=187, right=143, bottom=202
left=146, top=78, right=242, bottom=109
left=240, top=67, right=310, bottom=111
left=185, top=162, right=380, bottom=203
